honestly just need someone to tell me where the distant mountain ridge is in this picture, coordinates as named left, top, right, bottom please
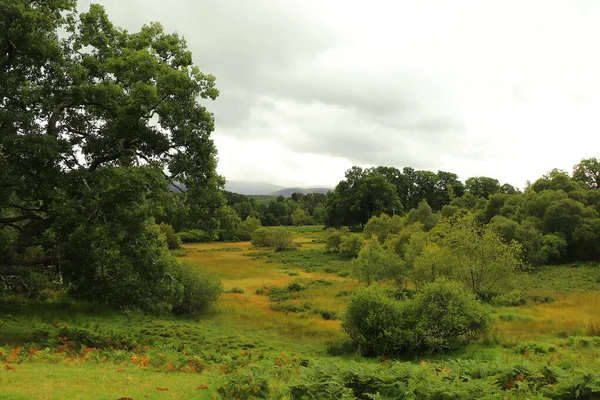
left=224, top=181, right=332, bottom=196
left=271, top=187, right=332, bottom=197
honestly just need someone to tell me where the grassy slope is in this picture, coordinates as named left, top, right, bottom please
left=3, top=227, right=600, bottom=398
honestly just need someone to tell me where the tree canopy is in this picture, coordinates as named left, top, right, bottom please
left=1, top=0, right=222, bottom=313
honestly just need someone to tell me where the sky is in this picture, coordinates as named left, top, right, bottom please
left=81, top=0, right=600, bottom=189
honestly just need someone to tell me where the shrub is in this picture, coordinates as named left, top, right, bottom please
left=491, top=291, right=527, bottom=306
left=342, top=286, right=415, bottom=356
left=339, top=234, right=364, bottom=259
left=172, top=262, right=222, bottom=316
left=410, top=279, right=490, bottom=352
left=159, top=223, right=181, bottom=249
left=178, top=229, right=215, bottom=243
left=251, top=227, right=294, bottom=251
left=325, top=228, right=349, bottom=253
left=270, top=301, right=311, bottom=314
left=238, top=216, right=262, bottom=241
left=343, top=280, right=490, bottom=355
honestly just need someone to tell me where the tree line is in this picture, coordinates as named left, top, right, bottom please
left=323, top=160, right=600, bottom=266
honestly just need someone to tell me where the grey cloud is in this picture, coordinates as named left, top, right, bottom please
left=85, top=0, right=484, bottom=175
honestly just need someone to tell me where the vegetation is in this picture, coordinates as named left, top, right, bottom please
left=5, top=1, right=600, bottom=399
left=251, top=227, right=295, bottom=251
left=343, top=280, right=490, bottom=355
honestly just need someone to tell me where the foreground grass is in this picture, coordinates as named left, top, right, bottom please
left=0, top=363, right=214, bottom=400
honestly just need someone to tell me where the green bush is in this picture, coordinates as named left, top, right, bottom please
left=410, top=279, right=490, bottom=352
left=343, top=280, right=490, bottom=355
left=158, top=222, right=181, bottom=249
left=238, top=216, right=262, bottom=241
left=178, top=229, right=215, bottom=243
left=491, top=291, right=527, bottom=306
left=172, top=262, right=222, bottom=316
left=251, top=227, right=294, bottom=251
left=339, top=234, right=364, bottom=259
left=342, top=286, right=415, bottom=356
left=325, top=227, right=349, bottom=253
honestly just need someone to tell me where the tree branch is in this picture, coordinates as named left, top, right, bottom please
left=0, top=214, right=42, bottom=224
left=88, top=148, right=135, bottom=171
left=8, top=203, right=41, bottom=212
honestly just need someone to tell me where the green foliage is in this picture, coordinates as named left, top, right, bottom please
left=410, top=279, right=490, bottom=352
left=343, top=280, right=490, bottom=355
left=178, top=229, right=216, bottom=243
left=217, top=368, right=271, bottom=399
left=407, top=200, right=439, bottom=231
left=325, top=167, right=403, bottom=227
left=251, top=227, right=295, bottom=251
left=215, top=205, right=242, bottom=241
left=363, top=213, right=404, bottom=243
left=324, top=227, right=349, bottom=253
left=353, top=241, right=405, bottom=285
left=491, top=291, right=528, bottom=306
left=414, top=214, right=524, bottom=299
left=238, top=216, right=262, bottom=240
left=171, top=262, right=222, bottom=316
left=158, top=222, right=181, bottom=250
left=573, top=157, right=600, bottom=189
left=0, top=0, right=223, bottom=313
left=339, top=234, right=364, bottom=260
left=342, top=286, right=414, bottom=356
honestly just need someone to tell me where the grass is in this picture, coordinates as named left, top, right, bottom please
left=4, top=227, right=600, bottom=397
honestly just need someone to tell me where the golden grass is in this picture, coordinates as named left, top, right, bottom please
left=181, top=236, right=600, bottom=348
left=494, top=291, right=600, bottom=341
left=179, top=238, right=355, bottom=346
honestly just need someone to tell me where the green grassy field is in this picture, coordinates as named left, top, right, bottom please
left=3, top=227, right=600, bottom=399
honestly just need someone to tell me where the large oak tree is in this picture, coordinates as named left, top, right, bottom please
left=0, top=0, right=223, bottom=312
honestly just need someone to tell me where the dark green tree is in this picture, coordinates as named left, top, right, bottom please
left=1, top=1, right=223, bottom=312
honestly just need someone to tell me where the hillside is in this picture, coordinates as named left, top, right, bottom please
left=224, top=180, right=332, bottom=196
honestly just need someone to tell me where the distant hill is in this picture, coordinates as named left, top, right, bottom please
left=271, top=187, right=332, bottom=197
left=224, top=181, right=332, bottom=196
left=224, top=181, right=284, bottom=195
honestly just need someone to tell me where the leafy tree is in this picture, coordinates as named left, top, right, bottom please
left=353, top=241, right=404, bottom=285
left=1, top=1, right=223, bottom=312
left=573, top=158, right=600, bottom=189
left=159, top=222, right=182, bottom=250
left=363, top=213, right=404, bottom=244
left=384, top=222, right=425, bottom=258
left=325, top=167, right=402, bottom=227
left=324, top=227, right=349, bottom=253
left=214, top=206, right=241, bottom=241
left=428, top=214, right=523, bottom=299
left=292, top=209, right=312, bottom=226
left=465, top=177, right=501, bottom=199
left=342, top=286, right=414, bottom=356
left=239, top=216, right=262, bottom=241
left=339, top=234, right=364, bottom=260
left=406, top=200, right=439, bottom=231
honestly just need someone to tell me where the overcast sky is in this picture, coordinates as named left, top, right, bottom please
left=81, top=0, right=600, bottom=189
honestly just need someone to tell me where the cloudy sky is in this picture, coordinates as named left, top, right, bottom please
left=82, top=0, right=600, bottom=189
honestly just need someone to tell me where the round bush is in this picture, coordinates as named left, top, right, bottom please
left=172, top=262, right=223, bottom=316
left=343, top=280, right=490, bottom=355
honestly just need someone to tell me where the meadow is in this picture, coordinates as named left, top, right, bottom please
left=2, top=227, right=600, bottom=399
